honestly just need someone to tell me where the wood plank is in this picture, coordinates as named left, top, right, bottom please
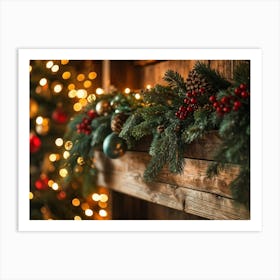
left=126, top=131, right=222, bottom=161
left=97, top=170, right=249, bottom=220
left=94, top=150, right=239, bottom=198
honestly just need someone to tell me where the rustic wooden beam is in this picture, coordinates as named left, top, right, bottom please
left=94, top=149, right=239, bottom=199
left=93, top=130, right=249, bottom=220
left=97, top=168, right=249, bottom=220
left=130, top=131, right=223, bottom=161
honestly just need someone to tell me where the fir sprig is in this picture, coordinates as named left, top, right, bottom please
left=163, top=70, right=187, bottom=93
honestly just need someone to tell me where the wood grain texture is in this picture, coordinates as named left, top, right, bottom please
left=97, top=168, right=249, bottom=220
left=94, top=147, right=238, bottom=199
left=139, top=60, right=248, bottom=88
left=127, top=131, right=222, bottom=161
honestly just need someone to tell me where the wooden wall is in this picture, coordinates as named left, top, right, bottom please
left=110, top=60, right=248, bottom=91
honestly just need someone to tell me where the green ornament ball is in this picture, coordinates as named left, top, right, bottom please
left=103, top=132, right=127, bottom=159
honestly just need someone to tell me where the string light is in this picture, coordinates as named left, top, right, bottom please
left=49, top=153, right=58, bottom=162
left=36, top=116, right=43, bottom=125
left=91, top=193, right=100, bottom=201
left=81, top=203, right=89, bottom=210
left=46, top=61, right=54, bottom=69
left=74, top=216, right=82, bottom=220
left=63, top=151, right=70, bottom=159
left=62, top=71, right=71, bottom=79
left=99, top=194, right=108, bottom=202
left=146, top=84, right=152, bottom=90
left=85, top=209, right=93, bottom=217
left=61, top=60, right=69, bottom=65
left=68, top=83, right=75, bottom=90
left=98, top=201, right=107, bottom=208
left=51, top=182, right=59, bottom=190
left=87, top=94, right=96, bottom=103
left=76, top=89, right=87, bottom=98
left=79, top=98, right=87, bottom=107
left=64, top=141, right=73, bottom=150
left=55, top=138, right=63, bottom=147
left=59, top=168, right=68, bottom=178
left=77, top=74, right=85, bottom=82
left=29, top=65, right=32, bottom=72
left=35, top=86, right=42, bottom=94
left=73, top=102, right=82, bottom=111
left=29, top=192, right=34, bottom=200
left=88, top=72, right=97, bottom=80
left=68, top=89, right=77, bottom=98
left=51, top=65, right=59, bottom=72
left=99, top=209, right=107, bottom=217
left=77, top=157, right=84, bottom=165
left=96, top=88, right=104, bottom=95
left=83, top=80, right=92, bottom=88
left=53, top=84, right=63, bottom=93
left=135, top=93, right=141, bottom=100
left=72, top=198, right=80, bottom=207
left=39, top=78, right=47, bottom=86
left=48, top=180, right=54, bottom=187
left=124, top=88, right=130, bottom=94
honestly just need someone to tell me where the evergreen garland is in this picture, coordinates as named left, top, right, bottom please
left=62, top=61, right=250, bottom=207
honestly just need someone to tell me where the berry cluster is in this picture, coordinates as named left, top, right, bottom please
left=175, top=88, right=205, bottom=120
left=209, top=84, right=249, bottom=115
left=76, top=109, right=97, bottom=135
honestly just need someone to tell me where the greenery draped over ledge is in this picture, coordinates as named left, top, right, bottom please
left=61, top=61, right=250, bottom=208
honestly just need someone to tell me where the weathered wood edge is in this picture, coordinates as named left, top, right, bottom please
left=94, top=150, right=240, bottom=199
left=97, top=170, right=250, bottom=220
left=129, top=131, right=222, bottom=161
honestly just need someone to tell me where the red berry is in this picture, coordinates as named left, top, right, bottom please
left=213, top=102, right=219, bottom=108
left=241, top=91, right=248, bottom=98
left=187, top=106, right=194, bottom=112
left=234, top=88, right=241, bottom=95
left=179, top=105, right=187, bottom=112
left=209, top=95, right=216, bottom=103
left=221, top=96, right=229, bottom=104
left=87, top=109, right=97, bottom=119
left=190, top=97, right=197, bottom=104
left=223, top=107, right=231, bottom=113
left=239, top=84, right=247, bottom=90
left=175, top=111, right=180, bottom=118
left=234, top=101, right=241, bottom=107
left=216, top=107, right=223, bottom=113
left=179, top=113, right=185, bottom=120
left=83, top=118, right=90, bottom=124
left=233, top=106, right=239, bottom=111
left=186, top=92, right=192, bottom=98
left=183, top=98, right=189, bottom=104
left=192, top=90, right=196, bottom=96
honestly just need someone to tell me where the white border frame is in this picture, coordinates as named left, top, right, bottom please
left=18, top=48, right=262, bottom=232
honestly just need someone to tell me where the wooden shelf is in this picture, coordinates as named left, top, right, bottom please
left=95, top=132, right=250, bottom=220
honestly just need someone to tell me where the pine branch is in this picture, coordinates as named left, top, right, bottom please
left=131, top=121, right=155, bottom=140
left=163, top=70, right=187, bottom=92
left=119, top=112, right=143, bottom=148
left=233, top=62, right=250, bottom=88
left=181, top=108, right=213, bottom=143
left=143, top=135, right=169, bottom=182
left=144, top=124, right=185, bottom=181
left=143, top=84, right=179, bottom=105
left=91, top=122, right=111, bottom=147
